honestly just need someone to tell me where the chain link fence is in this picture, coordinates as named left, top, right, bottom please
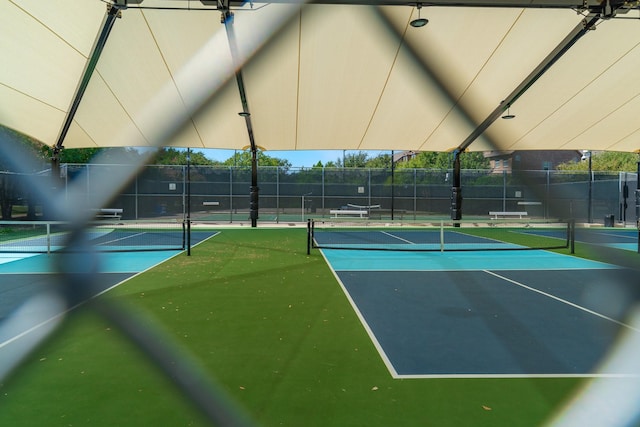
left=2, top=164, right=628, bottom=225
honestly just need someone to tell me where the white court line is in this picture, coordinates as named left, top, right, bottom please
left=0, top=253, right=39, bottom=265
left=319, top=249, right=640, bottom=379
left=0, top=232, right=221, bottom=350
left=380, top=231, right=415, bottom=244
left=483, top=270, right=640, bottom=333
left=595, top=231, right=637, bottom=241
left=95, top=231, right=145, bottom=246
left=318, top=249, right=399, bottom=378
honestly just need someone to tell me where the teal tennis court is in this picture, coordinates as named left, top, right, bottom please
left=0, top=229, right=219, bottom=342
left=522, top=227, right=640, bottom=252
left=315, top=225, right=639, bottom=378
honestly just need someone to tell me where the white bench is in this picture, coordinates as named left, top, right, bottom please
left=489, top=211, right=528, bottom=219
left=94, top=208, right=123, bottom=219
left=330, top=209, right=368, bottom=218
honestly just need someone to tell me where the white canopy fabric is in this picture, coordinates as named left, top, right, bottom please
left=2, top=0, right=640, bottom=154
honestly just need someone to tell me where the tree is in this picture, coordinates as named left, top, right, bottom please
left=40, top=146, right=101, bottom=164
left=0, top=126, right=50, bottom=219
left=222, top=150, right=291, bottom=170
left=40, top=146, right=151, bottom=164
left=154, top=147, right=218, bottom=166
left=335, top=151, right=369, bottom=168
left=0, top=126, right=49, bottom=171
left=557, top=151, right=639, bottom=172
left=365, top=153, right=393, bottom=169
left=396, top=151, right=490, bottom=170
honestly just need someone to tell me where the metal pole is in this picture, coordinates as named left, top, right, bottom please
left=135, top=174, right=139, bottom=220
left=307, top=219, right=311, bottom=255
left=223, top=9, right=259, bottom=228
left=302, top=192, right=312, bottom=222
left=391, top=150, right=395, bottom=220
left=53, top=4, right=122, bottom=153
left=502, top=170, right=507, bottom=212
left=413, top=168, right=417, bottom=220
left=545, top=169, right=550, bottom=219
left=186, top=148, right=191, bottom=256
left=456, top=13, right=600, bottom=153
left=322, top=167, right=325, bottom=218
left=250, top=150, right=259, bottom=227
left=451, top=150, right=462, bottom=227
left=636, top=161, right=639, bottom=253
left=588, top=153, right=592, bottom=223
left=368, top=169, right=371, bottom=211
left=229, top=167, right=233, bottom=223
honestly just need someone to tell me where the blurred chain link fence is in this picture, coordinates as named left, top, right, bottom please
left=3, top=165, right=633, bottom=224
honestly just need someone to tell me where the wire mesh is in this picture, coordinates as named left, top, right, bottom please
left=1, top=2, right=640, bottom=427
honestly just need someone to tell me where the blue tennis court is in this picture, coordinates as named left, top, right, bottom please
left=524, top=227, right=639, bottom=252
left=0, top=230, right=219, bottom=343
left=317, top=227, right=640, bottom=378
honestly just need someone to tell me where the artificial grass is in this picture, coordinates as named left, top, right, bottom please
left=0, top=228, right=586, bottom=426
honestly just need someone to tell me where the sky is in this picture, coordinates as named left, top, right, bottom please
left=201, top=149, right=390, bottom=168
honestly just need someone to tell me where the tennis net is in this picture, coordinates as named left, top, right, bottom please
left=0, top=220, right=186, bottom=253
left=307, top=218, right=574, bottom=253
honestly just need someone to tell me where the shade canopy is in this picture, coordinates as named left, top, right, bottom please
left=2, top=0, right=640, bottom=154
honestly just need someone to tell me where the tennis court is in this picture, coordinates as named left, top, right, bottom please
left=522, top=227, right=640, bottom=252
left=0, top=227, right=219, bottom=337
left=313, top=223, right=639, bottom=378
left=0, top=220, right=195, bottom=253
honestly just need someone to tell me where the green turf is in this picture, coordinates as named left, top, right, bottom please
left=0, top=228, right=595, bottom=426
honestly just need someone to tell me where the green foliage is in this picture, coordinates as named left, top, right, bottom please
left=48, top=147, right=148, bottom=164
left=335, top=151, right=370, bottom=168
left=396, top=151, right=490, bottom=170
left=557, top=151, right=639, bottom=172
left=327, top=151, right=491, bottom=170
left=0, top=126, right=49, bottom=171
left=222, top=150, right=291, bottom=170
left=153, top=147, right=218, bottom=166
left=365, top=153, right=392, bottom=168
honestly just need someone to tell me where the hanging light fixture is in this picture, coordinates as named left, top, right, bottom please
left=501, top=104, right=516, bottom=120
left=410, top=4, right=428, bottom=28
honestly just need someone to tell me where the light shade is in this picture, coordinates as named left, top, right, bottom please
left=410, top=17, right=428, bottom=28
left=410, top=4, right=428, bottom=28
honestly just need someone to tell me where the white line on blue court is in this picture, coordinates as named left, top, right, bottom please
left=484, top=270, right=640, bottom=333
left=380, top=231, right=415, bottom=244
left=322, top=248, right=618, bottom=271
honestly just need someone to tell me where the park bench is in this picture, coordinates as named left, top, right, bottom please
left=330, top=209, right=369, bottom=218
left=94, top=208, right=123, bottom=219
left=489, top=211, right=528, bottom=219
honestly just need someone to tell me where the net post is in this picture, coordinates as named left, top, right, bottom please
left=47, top=222, right=51, bottom=255
left=569, top=219, right=575, bottom=254
left=306, top=219, right=312, bottom=255
left=186, top=219, right=191, bottom=256
left=440, top=220, right=445, bottom=252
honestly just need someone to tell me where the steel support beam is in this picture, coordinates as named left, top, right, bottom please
left=451, top=149, right=462, bottom=226
left=49, top=3, right=122, bottom=217
left=457, top=12, right=601, bottom=153
left=53, top=4, right=122, bottom=154
left=201, top=0, right=637, bottom=11
left=450, top=12, right=601, bottom=220
left=223, top=7, right=260, bottom=227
